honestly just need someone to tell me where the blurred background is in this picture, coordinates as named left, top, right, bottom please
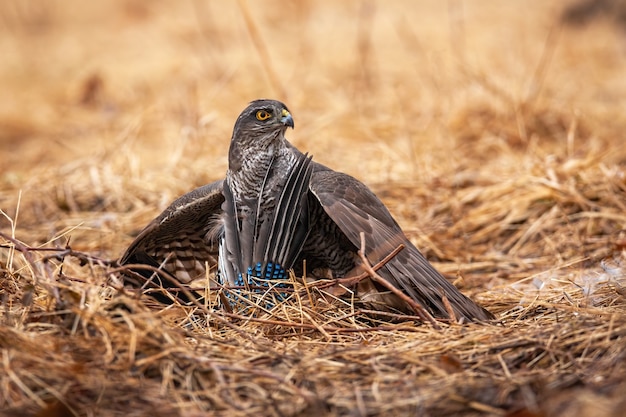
left=1, top=0, right=624, bottom=171
left=1, top=0, right=625, bottom=256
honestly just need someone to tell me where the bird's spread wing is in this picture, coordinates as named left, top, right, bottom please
left=220, top=153, right=314, bottom=286
left=119, top=180, right=225, bottom=299
left=309, top=169, right=494, bottom=322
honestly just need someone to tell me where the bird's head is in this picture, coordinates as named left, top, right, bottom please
left=230, top=99, right=294, bottom=150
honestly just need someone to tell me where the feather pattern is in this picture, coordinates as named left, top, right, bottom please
left=119, top=180, right=224, bottom=302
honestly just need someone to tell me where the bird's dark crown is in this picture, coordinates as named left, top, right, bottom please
left=232, top=99, right=294, bottom=137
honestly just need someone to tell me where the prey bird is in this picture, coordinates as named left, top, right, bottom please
left=120, top=99, right=494, bottom=322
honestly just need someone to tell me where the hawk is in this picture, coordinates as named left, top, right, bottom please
left=120, top=99, right=493, bottom=322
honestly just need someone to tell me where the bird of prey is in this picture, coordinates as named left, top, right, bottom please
left=120, top=99, right=493, bottom=322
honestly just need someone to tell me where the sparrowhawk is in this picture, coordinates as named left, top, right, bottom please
left=120, top=99, right=494, bottom=322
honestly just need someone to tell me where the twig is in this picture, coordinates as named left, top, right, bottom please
left=310, top=243, right=406, bottom=291
left=0, top=232, right=62, bottom=303
left=357, top=232, right=440, bottom=330
left=0, top=233, right=117, bottom=267
left=299, top=261, right=317, bottom=310
left=441, top=292, right=458, bottom=324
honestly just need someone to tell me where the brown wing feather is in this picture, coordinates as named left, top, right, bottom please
left=120, top=180, right=225, bottom=296
left=309, top=169, right=494, bottom=322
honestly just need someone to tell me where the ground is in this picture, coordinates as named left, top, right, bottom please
left=1, top=1, right=626, bottom=416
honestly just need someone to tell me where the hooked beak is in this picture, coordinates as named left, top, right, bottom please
left=280, top=108, right=294, bottom=129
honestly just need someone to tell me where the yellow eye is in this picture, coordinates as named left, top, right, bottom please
left=256, top=110, right=272, bottom=121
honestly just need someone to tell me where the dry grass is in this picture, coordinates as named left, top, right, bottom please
left=2, top=1, right=626, bottom=416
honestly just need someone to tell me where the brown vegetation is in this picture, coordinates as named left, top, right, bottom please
left=1, top=1, right=626, bottom=416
